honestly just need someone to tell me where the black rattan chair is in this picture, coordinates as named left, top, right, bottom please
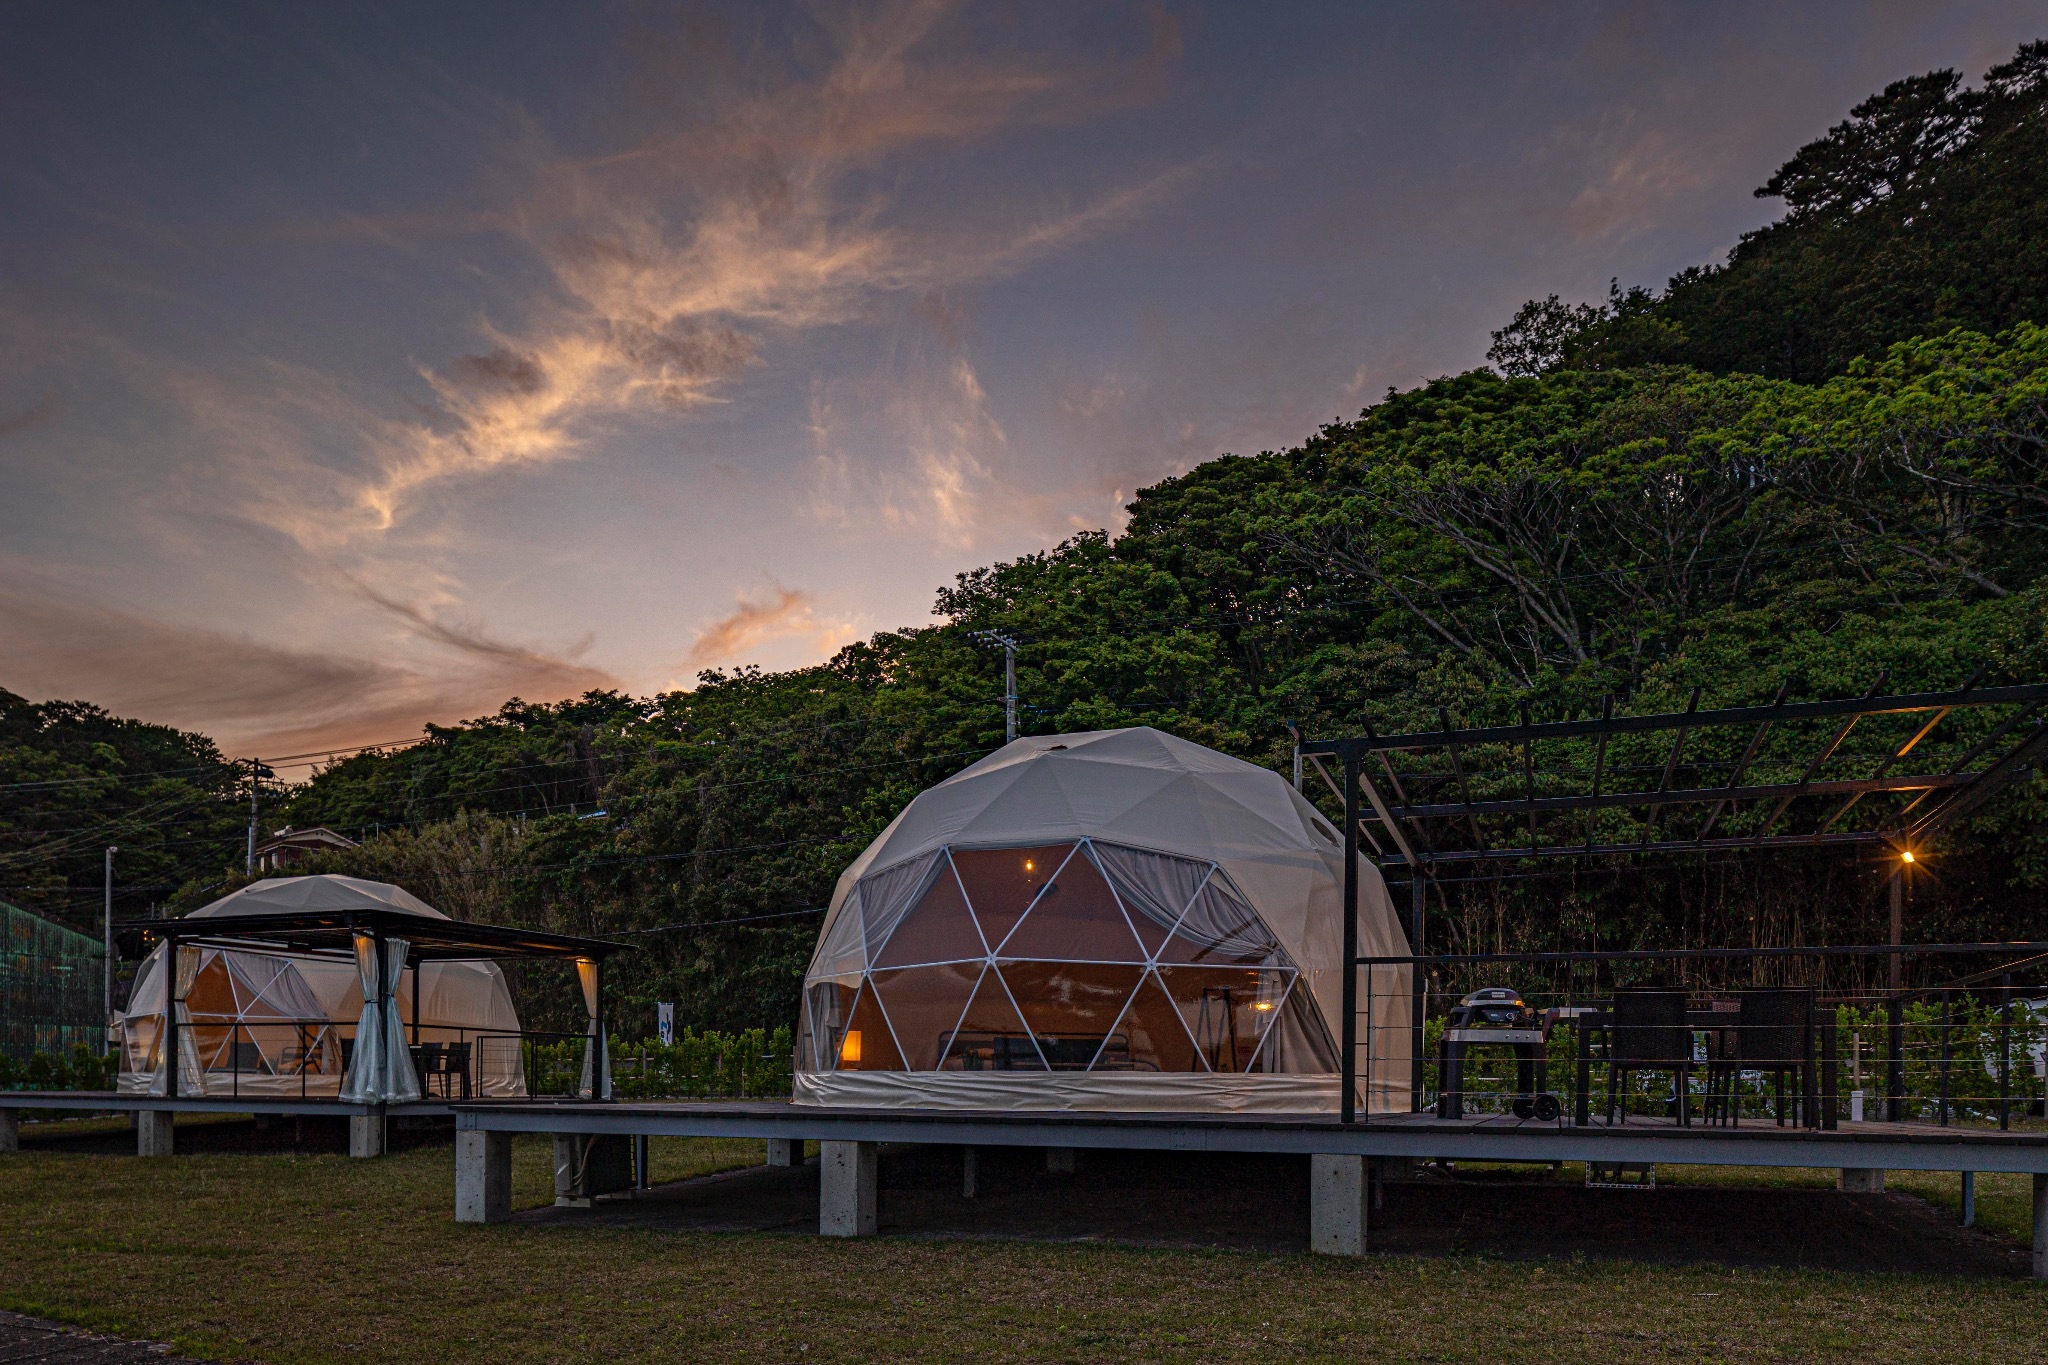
left=1731, top=988, right=1814, bottom=1127
left=1604, top=989, right=1694, bottom=1127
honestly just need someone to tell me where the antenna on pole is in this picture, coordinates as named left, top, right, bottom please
left=964, top=630, right=1025, bottom=743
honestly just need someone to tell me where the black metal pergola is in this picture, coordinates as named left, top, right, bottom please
left=1297, top=681, right=2048, bottom=1122
left=119, top=908, right=628, bottom=1101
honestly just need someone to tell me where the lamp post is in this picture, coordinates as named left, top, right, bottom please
left=103, top=845, right=117, bottom=1050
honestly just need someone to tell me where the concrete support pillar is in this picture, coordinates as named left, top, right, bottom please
left=454, top=1131, right=512, bottom=1224
left=2033, top=1173, right=2048, bottom=1281
left=1961, top=1171, right=1976, bottom=1227
left=962, top=1145, right=978, bottom=1199
left=1310, top=1153, right=1368, bottom=1256
left=766, top=1138, right=798, bottom=1168
left=1046, top=1146, right=1076, bottom=1174
left=819, top=1140, right=877, bottom=1238
left=0, top=1108, right=17, bottom=1153
left=1839, top=1167, right=1885, bottom=1193
left=349, top=1115, right=385, bottom=1158
left=137, top=1110, right=174, bottom=1157
left=634, top=1135, right=651, bottom=1189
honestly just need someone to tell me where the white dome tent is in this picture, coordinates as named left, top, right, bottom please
left=118, top=874, right=527, bottom=1099
left=794, top=727, right=1413, bottom=1114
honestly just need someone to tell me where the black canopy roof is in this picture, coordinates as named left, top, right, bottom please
left=115, top=907, right=628, bottom=963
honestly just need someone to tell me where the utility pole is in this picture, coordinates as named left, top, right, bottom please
left=103, top=846, right=117, bottom=1050
left=244, top=758, right=274, bottom=875
left=965, top=630, right=1023, bottom=743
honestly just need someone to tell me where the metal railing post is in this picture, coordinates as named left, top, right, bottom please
left=1410, top=873, right=1425, bottom=1113
left=2001, top=975, right=2013, bottom=1131
left=1340, top=753, right=1359, bottom=1126
left=1886, top=995, right=1905, bottom=1123
left=1938, top=990, right=1952, bottom=1127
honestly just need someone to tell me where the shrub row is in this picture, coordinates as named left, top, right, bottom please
left=0, top=1045, right=118, bottom=1092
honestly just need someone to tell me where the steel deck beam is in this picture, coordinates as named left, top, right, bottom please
left=444, top=1102, right=2048, bottom=1174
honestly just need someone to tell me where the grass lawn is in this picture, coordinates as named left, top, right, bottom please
left=4, top=1139, right=2048, bottom=1363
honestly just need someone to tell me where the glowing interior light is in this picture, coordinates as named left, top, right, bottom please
left=840, top=1029, right=862, bottom=1065
left=1902, top=850, right=1916, bottom=864
left=1023, top=859, right=1035, bottom=872
left=1253, top=1001, right=1274, bottom=1012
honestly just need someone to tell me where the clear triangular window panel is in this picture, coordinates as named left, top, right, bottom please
left=808, top=900, right=871, bottom=982
left=1113, top=969, right=1205, bottom=1073
left=869, top=962, right=984, bottom=1070
left=1154, top=876, right=1286, bottom=968
left=1154, top=966, right=1293, bottom=1074
left=873, top=855, right=986, bottom=968
left=950, top=844, right=1075, bottom=954
left=797, top=975, right=862, bottom=1072
left=999, top=962, right=1145, bottom=1070
left=857, top=852, right=945, bottom=962
left=837, top=980, right=906, bottom=1071
left=996, top=846, right=1145, bottom=962
left=1088, top=842, right=1212, bottom=956
left=936, top=965, right=1045, bottom=1070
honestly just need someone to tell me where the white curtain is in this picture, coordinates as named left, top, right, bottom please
left=577, top=957, right=611, bottom=1100
left=151, top=944, right=205, bottom=1096
left=340, top=934, right=421, bottom=1103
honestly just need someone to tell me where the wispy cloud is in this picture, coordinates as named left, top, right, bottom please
left=0, top=572, right=616, bottom=755
left=680, top=586, right=859, bottom=676
left=0, top=390, right=57, bottom=439
left=259, top=0, right=1191, bottom=545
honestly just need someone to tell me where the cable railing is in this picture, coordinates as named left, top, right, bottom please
left=1350, top=943, right=2048, bottom=1130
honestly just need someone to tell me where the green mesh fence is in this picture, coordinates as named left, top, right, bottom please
left=1, top=901, right=104, bottom=1064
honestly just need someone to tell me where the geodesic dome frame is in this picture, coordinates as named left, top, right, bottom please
left=794, top=727, right=1413, bottom=1113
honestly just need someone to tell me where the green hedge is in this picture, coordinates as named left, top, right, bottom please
left=523, top=1027, right=794, bottom=1100
left=0, top=1044, right=118, bottom=1092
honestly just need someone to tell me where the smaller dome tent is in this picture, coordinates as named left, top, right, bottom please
left=795, top=728, right=1413, bottom=1113
left=119, top=874, right=526, bottom=1098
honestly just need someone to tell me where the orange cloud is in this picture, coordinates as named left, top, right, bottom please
left=0, top=573, right=616, bottom=756
left=680, top=587, right=859, bottom=675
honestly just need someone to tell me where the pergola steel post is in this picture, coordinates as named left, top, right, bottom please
left=1410, top=873, right=1425, bottom=1111
left=1340, top=754, right=1359, bottom=1126
left=103, top=846, right=116, bottom=1051
left=1889, top=868, right=1905, bottom=1122
left=162, top=929, right=179, bottom=1100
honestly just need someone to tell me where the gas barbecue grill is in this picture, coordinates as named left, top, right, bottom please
left=1437, top=987, right=1563, bottom=1122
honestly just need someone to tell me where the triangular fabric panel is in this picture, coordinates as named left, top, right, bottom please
left=1154, top=965, right=1292, bottom=1073
left=1154, top=875, right=1287, bottom=968
left=857, top=851, right=944, bottom=961
left=937, top=968, right=1046, bottom=1070
left=997, top=847, right=1145, bottom=963
left=869, top=963, right=983, bottom=1071
left=951, top=844, right=1075, bottom=953
left=1113, top=970, right=1203, bottom=1074
left=998, top=961, right=1145, bottom=1070
left=836, top=981, right=905, bottom=1072
left=1089, top=842, right=1213, bottom=956
left=873, top=855, right=987, bottom=968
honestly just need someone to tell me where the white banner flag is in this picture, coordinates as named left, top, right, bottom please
left=656, top=1001, right=674, bottom=1045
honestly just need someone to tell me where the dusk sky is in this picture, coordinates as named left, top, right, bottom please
left=3, top=1, right=2044, bottom=766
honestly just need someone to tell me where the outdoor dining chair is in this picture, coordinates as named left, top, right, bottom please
left=1727, top=988, right=1814, bottom=1127
left=1604, top=989, right=1694, bottom=1126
